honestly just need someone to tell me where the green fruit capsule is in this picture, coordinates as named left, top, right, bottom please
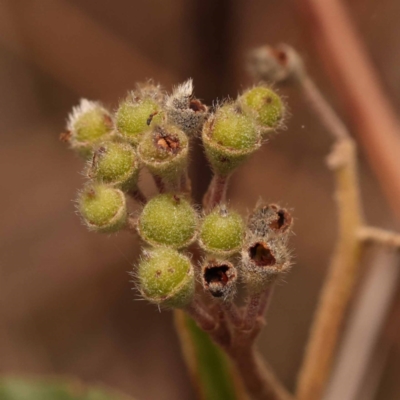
left=137, top=247, right=195, bottom=308
left=88, top=142, right=140, bottom=191
left=202, top=104, right=260, bottom=176
left=77, top=184, right=127, bottom=233
left=137, top=124, right=189, bottom=184
left=138, top=194, right=197, bottom=248
left=239, top=86, right=285, bottom=136
left=66, top=99, right=113, bottom=157
left=199, top=206, right=244, bottom=256
left=116, top=96, right=163, bottom=146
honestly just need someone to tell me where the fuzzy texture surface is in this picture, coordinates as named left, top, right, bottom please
left=199, top=208, right=244, bottom=255
left=211, top=105, right=258, bottom=150
left=78, top=184, right=126, bottom=232
left=138, top=194, right=197, bottom=248
left=68, top=99, right=112, bottom=142
left=116, top=98, right=162, bottom=145
left=137, top=124, right=188, bottom=182
left=138, top=247, right=194, bottom=308
left=89, top=142, right=139, bottom=190
left=240, top=86, right=284, bottom=130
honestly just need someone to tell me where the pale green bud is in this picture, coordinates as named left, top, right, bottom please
left=138, top=194, right=197, bottom=248
left=137, top=124, right=188, bottom=184
left=137, top=247, right=195, bottom=308
left=77, top=184, right=127, bottom=233
left=116, top=93, right=163, bottom=146
left=65, top=99, right=113, bottom=157
left=199, top=206, right=244, bottom=256
left=238, top=86, right=285, bottom=136
left=87, top=142, right=140, bottom=191
left=202, top=104, right=260, bottom=176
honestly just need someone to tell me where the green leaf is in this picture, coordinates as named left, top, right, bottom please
left=0, top=377, right=134, bottom=400
left=174, top=310, right=244, bottom=400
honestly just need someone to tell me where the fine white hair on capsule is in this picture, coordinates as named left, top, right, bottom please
left=66, top=99, right=104, bottom=131
left=166, top=79, right=194, bottom=109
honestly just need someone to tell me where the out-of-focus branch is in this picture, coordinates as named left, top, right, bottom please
left=296, top=0, right=400, bottom=220
left=247, top=43, right=400, bottom=400
left=323, top=249, right=399, bottom=400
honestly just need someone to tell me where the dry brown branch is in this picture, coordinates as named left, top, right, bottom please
left=297, top=0, right=400, bottom=220
left=324, top=249, right=399, bottom=400
left=357, top=227, right=400, bottom=248
left=248, top=41, right=400, bottom=400
left=296, top=138, right=364, bottom=400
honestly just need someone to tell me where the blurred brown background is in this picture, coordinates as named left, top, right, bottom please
left=0, top=0, right=399, bottom=399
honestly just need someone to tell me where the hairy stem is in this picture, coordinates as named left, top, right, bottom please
left=204, top=173, right=230, bottom=211
left=228, top=347, right=293, bottom=400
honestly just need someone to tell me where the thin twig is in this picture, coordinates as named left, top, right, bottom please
left=203, top=174, right=230, bottom=211
left=227, top=347, right=294, bottom=400
left=357, top=226, right=400, bottom=248
left=152, top=174, right=165, bottom=193
left=127, top=187, right=147, bottom=205
left=297, top=0, right=400, bottom=220
left=296, top=139, right=364, bottom=400
left=323, top=249, right=399, bottom=400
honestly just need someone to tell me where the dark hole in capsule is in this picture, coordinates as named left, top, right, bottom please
left=204, top=265, right=230, bottom=285
left=249, top=242, right=276, bottom=267
left=269, top=209, right=291, bottom=232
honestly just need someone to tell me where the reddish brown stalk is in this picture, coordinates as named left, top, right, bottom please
left=297, top=0, right=400, bottom=220
left=128, top=188, right=147, bottom=205
left=204, top=174, right=230, bottom=211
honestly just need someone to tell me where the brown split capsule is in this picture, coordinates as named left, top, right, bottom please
left=241, top=237, right=291, bottom=292
left=248, top=203, right=293, bottom=238
left=201, top=259, right=238, bottom=299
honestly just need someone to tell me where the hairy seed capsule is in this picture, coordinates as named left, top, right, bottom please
left=199, top=206, right=244, bottom=256
left=137, top=247, right=195, bottom=308
left=87, top=142, right=140, bottom=191
left=138, top=194, right=197, bottom=248
left=238, top=86, right=285, bottom=136
left=65, top=99, right=113, bottom=157
left=77, top=184, right=127, bottom=233
left=137, top=124, right=189, bottom=184
left=201, top=259, right=237, bottom=299
left=202, top=104, right=260, bottom=176
left=248, top=202, right=293, bottom=239
left=116, top=94, right=163, bottom=146
left=165, top=79, right=208, bottom=136
left=241, top=237, right=291, bottom=292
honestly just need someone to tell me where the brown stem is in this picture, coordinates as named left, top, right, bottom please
left=297, top=0, right=400, bottom=220
left=185, top=300, right=217, bottom=332
left=228, top=347, right=293, bottom=400
left=203, top=173, right=230, bottom=211
left=357, top=226, right=400, bottom=248
left=220, top=301, right=243, bottom=329
left=152, top=174, right=165, bottom=193
left=301, top=77, right=349, bottom=141
left=127, top=187, right=147, bottom=205
left=296, top=139, right=364, bottom=400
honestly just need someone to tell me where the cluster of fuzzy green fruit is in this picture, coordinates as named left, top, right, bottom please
left=62, top=79, right=291, bottom=309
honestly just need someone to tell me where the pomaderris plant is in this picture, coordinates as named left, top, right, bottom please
left=61, top=78, right=294, bottom=400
